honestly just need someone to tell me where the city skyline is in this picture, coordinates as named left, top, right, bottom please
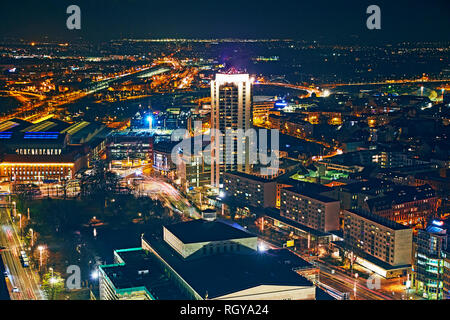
left=0, top=0, right=449, bottom=308
left=0, top=0, right=449, bottom=43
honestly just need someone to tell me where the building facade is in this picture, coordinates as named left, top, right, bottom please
left=341, top=209, right=413, bottom=278
left=152, top=141, right=178, bottom=179
left=142, top=219, right=318, bottom=300
left=210, top=73, right=253, bottom=188
left=107, top=130, right=153, bottom=166
left=414, top=220, right=449, bottom=300
left=0, top=118, right=107, bottom=183
left=280, top=186, right=340, bottom=232
left=0, top=130, right=85, bottom=182
left=223, top=171, right=277, bottom=208
left=364, top=184, right=438, bottom=226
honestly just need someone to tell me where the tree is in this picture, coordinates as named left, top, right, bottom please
left=60, top=178, right=68, bottom=200
left=78, top=160, right=122, bottom=214
left=41, top=270, right=64, bottom=300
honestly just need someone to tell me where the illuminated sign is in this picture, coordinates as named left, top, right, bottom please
left=286, top=240, right=294, bottom=247
left=274, top=100, right=287, bottom=108
left=432, top=220, right=444, bottom=226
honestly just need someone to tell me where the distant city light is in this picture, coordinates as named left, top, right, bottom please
left=1, top=31, right=448, bottom=304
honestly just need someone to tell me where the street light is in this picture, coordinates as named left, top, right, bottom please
left=91, top=270, right=99, bottom=280
left=38, top=245, right=45, bottom=270
left=18, top=213, right=22, bottom=238
left=30, top=228, right=34, bottom=247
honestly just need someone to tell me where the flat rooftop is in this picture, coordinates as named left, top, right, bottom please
left=144, top=235, right=314, bottom=299
left=164, top=219, right=256, bottom=244
left=21, top=119, right=71, bottom=133
left=225, top=170, right=274, bottom=183
left=345, top=209, right=411, bottom=231
left=283, top=182, right=337, bottom=203
left=0, top=119, right=32, bottom=133
left=99, top=248, right=189, bottom=300
left=339, top=178, right=394, bottom=195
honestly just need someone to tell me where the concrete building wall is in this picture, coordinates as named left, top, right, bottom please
left=393, top=228, right=413, bottom=266
left=281, top=189, right=340, bottom=232
left=223, top=172, right=276, bottom=208
left=213, top=285, right=316, bottom=300
left=163, top=226, right=258, bottom=259
left=263, top=182, right=277, bottom=208
left=183, top=237, right=258, bottom=259
left=324, top=201, right=340, bottom=232
left=163, top=227, right=186, bottom=257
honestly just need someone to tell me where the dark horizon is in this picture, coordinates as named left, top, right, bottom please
left=1, top=0, right=450, bottom=44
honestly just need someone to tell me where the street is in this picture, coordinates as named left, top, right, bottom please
left=250, top=218, right=407, bottom=300
left=118, top=167, right=202, bottom=219
left=0, top=208, right=43, bottom=300
left=314, top=260, right=396, bottom=300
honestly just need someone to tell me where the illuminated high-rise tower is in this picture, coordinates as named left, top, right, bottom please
left=210, top=72, right=253, bottom=189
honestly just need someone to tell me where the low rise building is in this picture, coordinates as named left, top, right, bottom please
left=339, top=209, right=413, bottom=278
left=0, top=130, right=85, bottom=182
left=0, top=118, right=108, bottom=183
left=363, top=184, right=438, bottom=226
left=98, top=248, right=189, bottom=300
left=175, top=138, right=211, bottom=192
left=162, top=219, right=258, bottom=259
left=444, top=249, right=450, bottom=299
left=280, top=182, right=340, bottom=232
left=414, top=219, right=449, bottom=300
left=107, top=129, right=154, bottom=166
left=153, top=141, right=178, bottom=179
left=99, top=219, right=320, bottom=300
left=284, top=118, right=313, bottom=138
left=326, top=179, right=395, bottom=211
left=223, top=171, right=277, bottom=208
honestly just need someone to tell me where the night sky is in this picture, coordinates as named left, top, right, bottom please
left=0, top=0, right=449, bottom=43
